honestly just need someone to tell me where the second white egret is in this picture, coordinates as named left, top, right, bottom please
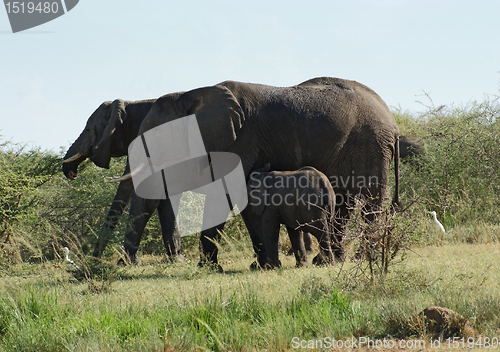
left=61, top=247, right=81, bottom=270
left=430, top=211, right=446, bottom=233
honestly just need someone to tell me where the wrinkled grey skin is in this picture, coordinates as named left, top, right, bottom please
left=287, top=232, right=314, bottom=256
left=288, top=136, right=420, bottom=258
left=62, top=99, right=182, bottom=260
left=248, top=166, right=336, bottom=268
left=134, top=77, right=400, bottom=270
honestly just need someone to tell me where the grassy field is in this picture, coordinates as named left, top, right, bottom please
left=2, top=99, right=500, bottom=350
left=1, top=226, right=499, bottom=351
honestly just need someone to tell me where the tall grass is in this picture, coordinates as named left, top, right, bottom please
left=1, top=240, right=499, bottom=351
left=1, top=94, right=500, bottom=350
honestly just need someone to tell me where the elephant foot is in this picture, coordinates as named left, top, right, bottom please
left=249, top=259, right=281, bottom=270
left=164, top=254, right=185, bottom=264
left=92, top=248, right=103, bottom=258
left=295, top=260, right=311, bottom=268
left=197, top=260, right=224, bottom=273
left=312, top=254, right=334, bottom=267
left=287, top=248, right=314, bottom=256
left=333, top=249, right=345, bottom=262
left=117, top=254, right=142, bottom=266
left=271, top=259, right=282, bottom=269
left=249, top=261, right=260, bottom=271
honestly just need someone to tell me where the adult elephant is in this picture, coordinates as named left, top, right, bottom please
left=123, top=77, right=400, bottom=270
left=62, top=98, right=182, bottom=260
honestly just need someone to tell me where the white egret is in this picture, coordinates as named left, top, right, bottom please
left=430, top=211, right=445, bottom=233
left=61, top=247, right=81, bottom=270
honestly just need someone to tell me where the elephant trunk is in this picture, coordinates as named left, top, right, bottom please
left=62, top=144, right=88, bottom=180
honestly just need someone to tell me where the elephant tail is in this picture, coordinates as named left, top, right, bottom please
left=392, top=135, right=401, bottom=210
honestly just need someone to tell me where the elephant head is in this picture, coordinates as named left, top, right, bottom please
left=113, top=85, right=247, bottom=184
left=138, top=85, right=245, bottom=153
left=62, top=99, right=130, bottom=180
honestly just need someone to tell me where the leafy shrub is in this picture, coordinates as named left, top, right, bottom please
left=396, top=95, right=500, bottom=228
left=0, top=142, right=60, bottom=263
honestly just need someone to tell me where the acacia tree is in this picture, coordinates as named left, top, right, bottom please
left=0, top=142, right=59, bottom=261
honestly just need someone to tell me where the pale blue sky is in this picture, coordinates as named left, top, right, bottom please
left=1, top=0, right=499, bottom=151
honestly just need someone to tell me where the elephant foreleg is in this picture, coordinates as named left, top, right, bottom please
left=198, top=224, right=225, bottom=271
left=240, top=207, right=269, bottom=269
left=261, top=210, right=281, bottom=268
left=198, top=183, right=245, bottom=270
left=93, top=177, right=134, bottom=257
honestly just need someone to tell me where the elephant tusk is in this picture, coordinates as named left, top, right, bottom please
left=106, top=163, right=146, bottom=183
left=63, top=153, right=82, bottom=163
left=107, top=174, right=132, bottom=183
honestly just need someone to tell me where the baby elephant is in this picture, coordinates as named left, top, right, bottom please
left=248, top=165, right=336, bottom=268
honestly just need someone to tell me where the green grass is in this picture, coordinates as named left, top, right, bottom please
left=1, top=233, right=499, bottom=351
left=2, top=96, right=500, bottom=351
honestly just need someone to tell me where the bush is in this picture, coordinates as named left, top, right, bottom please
left=0, top=142, right=168, bottom=266
left=0, top=142, right=60, bottom=264
left=395, top=96, right=500, bottom=228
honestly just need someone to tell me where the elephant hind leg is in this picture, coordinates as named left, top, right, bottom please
left=311, top=227, right=334, bottom=266
left=286, top=232, right=313, bottom=255
left=303, top=232, right=314, bottom=254
left=286, top=226, right=309, bottom=267
left=330, top=204, right=350, bottom=261
left=198, top=225, right=225, bottom=272
left=121, top=196, right=160, bottom=265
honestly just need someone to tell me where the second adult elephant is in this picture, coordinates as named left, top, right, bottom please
left=62, top=98, right=182, bottom=260
left=124, top=77, right=400, bottom=270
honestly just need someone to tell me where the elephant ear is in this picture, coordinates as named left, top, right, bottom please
left=92, top=99, right=127, bottom=168
left=255, top=163, right=271, bottom=173
left=175, top=85, right=244, bottom=152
